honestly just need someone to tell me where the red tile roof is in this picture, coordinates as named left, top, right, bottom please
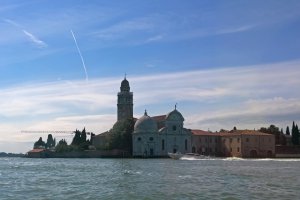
left=191, top=129, right=272, bottom=136
left=220, top=130, right=272, bottom=136
left=191, top=130, right=218, bottom=136
left=235, top=130, right=272, bottom=136
left=151, top=115, right=166, bottom=122
left=28, top=149, right=46, bottom=153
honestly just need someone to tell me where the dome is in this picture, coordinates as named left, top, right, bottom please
left=120, top=78, right=130, bottom=92
left=134, top=110, right=158, bottom=133
left=166, top=108, right=184, bottom=121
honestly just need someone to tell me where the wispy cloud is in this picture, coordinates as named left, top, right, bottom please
left=3, top=18, right=21, bottom=27
left=215, top=24, right=257, bottom=35
left=92, top=16, right=155, bottom=41
left=22, top=30, right=47, bottom=48
left=3, top=18, right=47, bottom=48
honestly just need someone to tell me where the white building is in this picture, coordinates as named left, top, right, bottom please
left=132, top=109, right=192, bottom=157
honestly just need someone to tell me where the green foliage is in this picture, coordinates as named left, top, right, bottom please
left=69, top=128, right=90, bottom=151
left=292, top=122, right=299, bottom=145
left=286, top=126, right=290, bottom=135
left=58, top=139, right=68, bottom=145
left=71, top=129, right=81, bottom=146
left=107, top=118, right=134, bottom=153
left=33, top=137, right=46, bottom=149
left=259, top=125, right=286, bottom=145
left=55, top=139, right=69, bottom=153
left=46, top=134, right=56, bottom=148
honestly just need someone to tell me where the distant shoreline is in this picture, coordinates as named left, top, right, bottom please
left=0, top=152, right=25, bottom=157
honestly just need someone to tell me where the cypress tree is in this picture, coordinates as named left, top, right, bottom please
left=46, top=134, right=55, bottom=148
left=81, top=127, right=87, bottom=143
left=71, top=129, right=81, bottom=145
left=286, top=126, right=290, bottom=135
left=296, top=124, right=299, bottom=145
left=292, top=121, right=299, bottom=145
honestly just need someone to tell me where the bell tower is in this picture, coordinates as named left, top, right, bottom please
left=117, top=76, right=133, bottom=121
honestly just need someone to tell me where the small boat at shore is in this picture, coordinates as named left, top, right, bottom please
left=168, top=152, right=184, bottom=160
left=183, top=153, right=209, bottom=159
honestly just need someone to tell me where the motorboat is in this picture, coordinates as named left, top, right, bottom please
left=183, top=153, right=208, bottom=159
left=168, top=152, right=183, bottom=160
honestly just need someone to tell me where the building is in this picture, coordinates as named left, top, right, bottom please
left=27, top=149, right=50, bottom=158
left=191, top=130, right=275, bottom=158
left=191, top=130, right=221, bottom=156
left=132, top=109, right=192, bottom=157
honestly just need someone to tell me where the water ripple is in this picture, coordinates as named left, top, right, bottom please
left=0, top=158, right=300, bottom=199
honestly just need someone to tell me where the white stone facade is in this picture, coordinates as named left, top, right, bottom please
left=132, top=109, right=192, bottom=157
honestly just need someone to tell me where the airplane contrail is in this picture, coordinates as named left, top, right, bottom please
left=70, top=30, right=89, bottom=82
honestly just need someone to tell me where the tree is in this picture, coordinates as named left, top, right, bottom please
left=46, top=134, right=56, bottom=148
left=71, top=129, right=81, bottom=145
left=259, top=125, right=286, bottom=145
left=55, top=139, right=70, bottom=153
left=80, top=127, right=87, bottom=144
left=58, top=139, right=67, bottom=145
left=70, top=128, right=90, bottom=150
left=107, top=118, right=134, bottom=153
left=292, top=121, right=299, bottom=145
left=33, top=137, right=46, bottom=149
left=286, top=126, right=290, bottom=135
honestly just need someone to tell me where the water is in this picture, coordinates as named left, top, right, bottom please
left=0, top=157, right=300, bottom=199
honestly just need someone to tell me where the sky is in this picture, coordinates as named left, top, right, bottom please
left=1, top=0, right=300, bottom=153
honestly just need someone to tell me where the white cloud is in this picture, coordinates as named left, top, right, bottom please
left=22, top=30, right=47, bottom=48
left=215, top=24, right=257, bottom=35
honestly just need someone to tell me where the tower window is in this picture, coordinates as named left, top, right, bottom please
left=149, top=137, right=154, bottom=141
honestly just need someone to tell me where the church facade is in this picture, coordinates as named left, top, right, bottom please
left=132, top=109, right=192, bottom=157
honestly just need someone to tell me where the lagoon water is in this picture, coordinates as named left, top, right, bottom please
left=0, top=157, right=300, bottom=200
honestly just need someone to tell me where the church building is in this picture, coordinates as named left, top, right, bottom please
left=132, top=108, right=192, bottom=157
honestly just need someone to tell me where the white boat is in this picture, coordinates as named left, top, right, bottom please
left=183, top=153, right=209, bottom=159
left=168, top=152, right=183, bottom=160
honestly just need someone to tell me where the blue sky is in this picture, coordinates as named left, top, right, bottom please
left=1, top=0, right=300, bottom=153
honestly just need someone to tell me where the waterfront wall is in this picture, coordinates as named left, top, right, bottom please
left=275, top=145, right=300, bottom=158
left=27, top=149, right=130, bottom=158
